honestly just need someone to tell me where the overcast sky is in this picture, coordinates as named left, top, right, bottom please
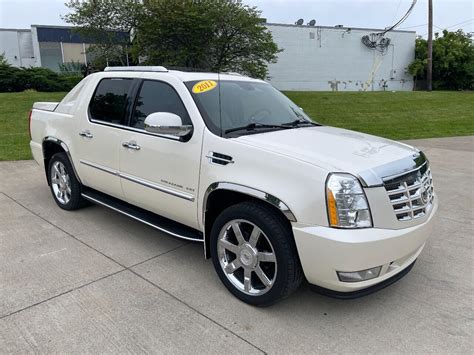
left=0, top=0, right=472, bottom=36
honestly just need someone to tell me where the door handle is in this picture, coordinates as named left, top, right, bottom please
left=79, top=130, right=93, bottom=139
left=122, top=141, right=141, bottom=150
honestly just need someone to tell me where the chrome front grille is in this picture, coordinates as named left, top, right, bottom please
left=383, top=162, right=434, bottom=221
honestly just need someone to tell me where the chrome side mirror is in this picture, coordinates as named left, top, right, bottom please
left=144, top=112, right=192, bottom=137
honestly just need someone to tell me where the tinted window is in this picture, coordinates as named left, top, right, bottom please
left=131, top=80, right=191, bottom=129
left=89, top=78, right=133, bottom=124
left=186, top=80, right=314, bottom=136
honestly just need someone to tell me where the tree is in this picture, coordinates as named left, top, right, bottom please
left=0, top=52, right=8, bottom=66
left=409, top=30, right=473, bottom=90
left=64, top=0, right=280, bottom=79
left=63, top=0, right=142, bottom=68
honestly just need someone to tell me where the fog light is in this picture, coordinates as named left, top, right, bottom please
left=337, top=266, right=382, bottom=282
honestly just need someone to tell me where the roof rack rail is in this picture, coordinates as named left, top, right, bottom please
left=222, top=71, right=244, bottom=76
left=104, top=66, right=168, bottom=72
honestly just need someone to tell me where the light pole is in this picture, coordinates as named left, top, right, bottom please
left=427, top=0, right=433, bottom=91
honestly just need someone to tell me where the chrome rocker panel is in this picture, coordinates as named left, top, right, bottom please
left=81, top=186, right=203, bottom=243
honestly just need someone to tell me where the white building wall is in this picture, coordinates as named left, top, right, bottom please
left=0, top=30, right=22, bottom=66
left=30, top=25, right=42, bottom=67
left=266, top=24, right=416, bottom=91
left=0, top=29, right=38, bottom=67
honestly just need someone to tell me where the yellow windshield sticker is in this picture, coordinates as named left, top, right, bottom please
left=192, top=80, right=217, bottom=94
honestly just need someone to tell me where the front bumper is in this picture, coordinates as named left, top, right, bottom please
left=292, top=199, right=437, bottom=293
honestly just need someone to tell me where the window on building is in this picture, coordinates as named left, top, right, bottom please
left=89, top=78, right=133, bottom=125
left=62, top=43, right=86, bottom=64
left=38, top=42, right=62, bottom=71
left=130, top=80, right=191, bottom=129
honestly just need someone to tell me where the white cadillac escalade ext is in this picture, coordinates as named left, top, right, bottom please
left=29, top=66, right=437, bottom=306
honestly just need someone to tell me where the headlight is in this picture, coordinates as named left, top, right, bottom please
left=326, top=173, right=372, bottom=228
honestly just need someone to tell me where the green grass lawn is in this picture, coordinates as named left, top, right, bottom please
left=285, top=91, right=474, bottom=140
left=0, top=91, right=67, bottom=161
left=0, top=90, right=473, bottom=161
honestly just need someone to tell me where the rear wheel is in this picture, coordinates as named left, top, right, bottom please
left=210, top=201, right=303, bottom=306
left=48, top=152, right=86, bottom=210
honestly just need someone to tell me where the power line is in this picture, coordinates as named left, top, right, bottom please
left=401, top=18, right=473, bottom=31
left=419, top=19, right=474, bottom=36
left=391, top=0, right=403, bottom=24
left=399, top=23, right=428, bottom=29
left=380, top=0, right=418, bottom=36
left=444, top=18, right=474, bottom=28
left=443, top=18, right=474, bottom=30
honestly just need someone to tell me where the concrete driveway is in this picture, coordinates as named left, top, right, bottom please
left=0, top=136, right=472, bottom=353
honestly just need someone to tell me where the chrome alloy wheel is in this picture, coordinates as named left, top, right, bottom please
left=50, top=161, right=71, bottom=205
left=217, top=219, right=277, bottom=296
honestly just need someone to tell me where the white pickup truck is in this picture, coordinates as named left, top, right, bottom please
left=29, top=66, right=437, bottom=306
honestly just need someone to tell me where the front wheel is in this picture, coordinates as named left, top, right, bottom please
left=210, top=201, right=303, bottom=306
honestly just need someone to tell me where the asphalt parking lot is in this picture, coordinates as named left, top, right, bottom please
left=0, top=136, right=472, bottom=353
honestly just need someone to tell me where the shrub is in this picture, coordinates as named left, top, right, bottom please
left=0, top=52, right=8, bottom=65
left=59, top=61, right=86, bottom=75
left=60, top=75, right=83, bottom=89
left=0, top=62, right=82, bottom=92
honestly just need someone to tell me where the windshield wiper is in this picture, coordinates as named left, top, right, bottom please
left=224, top=123, right=293, bottom=135
left=282, top=118, right=320, bottom=127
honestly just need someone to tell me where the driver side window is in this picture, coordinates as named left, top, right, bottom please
left=131, top=80, right=191, bottom=129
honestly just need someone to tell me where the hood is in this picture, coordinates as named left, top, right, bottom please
left=235, top=126, right=419, bottom=183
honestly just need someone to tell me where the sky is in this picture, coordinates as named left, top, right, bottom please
left=0, top=0, right=472, bottom=37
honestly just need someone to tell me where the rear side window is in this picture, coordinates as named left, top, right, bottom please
left=130, top=80, right=191, bottom=129
left=89, top=78, right=133, bottom=125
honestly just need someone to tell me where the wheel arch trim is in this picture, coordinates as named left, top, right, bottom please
left=203, top=182, right=297, bottom=224
left=42, top=136, right=82, bottom=184
left=202, top=182, right=297, bottom=259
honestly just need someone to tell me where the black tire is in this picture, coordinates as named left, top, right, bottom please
left=210, top=201, right=303, bottom=307
left=48, top=152, right=86, bottom=210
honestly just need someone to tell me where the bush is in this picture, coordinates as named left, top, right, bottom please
left=60, top=75, right=83, bottom=89
left=59, top=61, right=86, bottom=75
left=0, top=63, right=82, bottom=92
left=409, top=30, right=474, bottom=90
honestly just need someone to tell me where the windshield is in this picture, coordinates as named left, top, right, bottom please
left=185, top=80, right=316, bottom=137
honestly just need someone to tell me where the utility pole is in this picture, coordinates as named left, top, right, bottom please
left=427, top=0, right=433, bottom=91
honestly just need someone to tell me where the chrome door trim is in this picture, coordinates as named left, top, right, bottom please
left=81, top=193, right=203, bottom=242
left=120, top=172, right=195, bottom=201
left=203, top=182, right=297, bottom=223
left=43, top=136, right=82, bottom=184
left=88, top=117, right=183, bottom=142
left=79, top=160, right=194, bottom=201
left=79, top=159, right=119, bottom=176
